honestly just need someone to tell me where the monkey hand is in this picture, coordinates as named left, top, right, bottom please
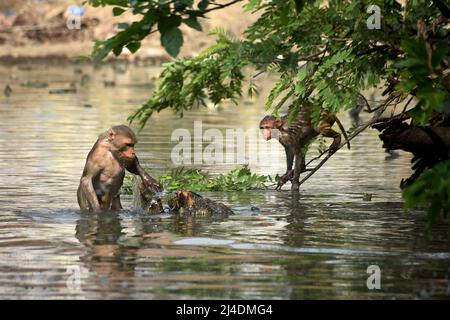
left=141, top=173, right=164, bottom=193
left=329, top=139, right=341, bottom=154
left=275, top=170, right=294, bottom=190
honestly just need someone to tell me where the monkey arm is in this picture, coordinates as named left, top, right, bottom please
left=334, top=116, right=351, bottom=149
left=276, top=148, right=295, bottom=190
left=125, top=156, right=145, bottom=176
left=318, top=120, right=341, bottom=153
left=285, top=147, right=294, bottom=172
left=79, top=174, right=101, bottom=211
left=291, top=153, right=305, bottom=191
left=126, top=157, right=163, bottom=192
left=78, top=156, right=103, bottom=211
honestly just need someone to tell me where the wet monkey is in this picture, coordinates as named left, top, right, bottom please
left=260, top=107, right=349, bottom=191
left=77, top=125, right=162, bottom=212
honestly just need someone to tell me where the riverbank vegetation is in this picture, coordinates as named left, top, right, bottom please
left=122, top=165, right=269, bottom=193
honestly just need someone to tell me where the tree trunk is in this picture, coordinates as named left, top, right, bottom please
left=373, top=113, right=450, bottom=188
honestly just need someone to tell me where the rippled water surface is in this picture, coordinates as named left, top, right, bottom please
left=0, top=62, right=449, bottom=299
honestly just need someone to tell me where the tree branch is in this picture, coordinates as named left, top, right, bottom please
left=298, top=105, right=388, bottom=187
left=297, top=48, right=328, bottom=61
left=203, top=0, right=244, bottom=14
left=355, top=45, right=390, bottom=58
left=432, top=0, right=450, bottom=18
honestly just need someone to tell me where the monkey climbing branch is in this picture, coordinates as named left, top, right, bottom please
left=298, top=104, right=389, bottom=187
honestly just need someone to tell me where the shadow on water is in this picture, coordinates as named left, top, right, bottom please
left=0, top=63, right=449, bottom=299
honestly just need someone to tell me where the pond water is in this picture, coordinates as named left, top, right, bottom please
left=0, top=62, right=449, bottom=299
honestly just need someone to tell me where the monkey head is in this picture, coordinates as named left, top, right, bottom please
left=168, top=190, right=195, bottom=211
left=107, top=125, right=138, bottom=166
left=259, top=115, right=284, bottom=141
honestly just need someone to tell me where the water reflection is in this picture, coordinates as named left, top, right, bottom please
left=76, top=212, right=133, bottom=298
left=0, top=63, right=449, bottom=299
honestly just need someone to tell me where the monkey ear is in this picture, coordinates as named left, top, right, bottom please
left=274, top=119, right=285, bottom=129
left=107, top=128, right=115, bottom=141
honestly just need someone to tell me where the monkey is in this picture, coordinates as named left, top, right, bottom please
left=167, top=190, right=234, bottom=217
left=259, top=106, right=349, bottom=191
left=77, top=125, right=162, bottom=212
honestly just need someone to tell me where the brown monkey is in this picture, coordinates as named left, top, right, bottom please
left=167, top=190, right=234, bottom=217
left=77, top=125, right=162, bottom=212
left=260, top=106, right=349, bottom=191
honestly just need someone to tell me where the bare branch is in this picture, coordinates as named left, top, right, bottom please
left=203, top=0, right=244, bottom=14
left=357, top=92, right=372, bottom=112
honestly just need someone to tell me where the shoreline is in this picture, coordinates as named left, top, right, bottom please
left=0, top=53, right=171, bottom=65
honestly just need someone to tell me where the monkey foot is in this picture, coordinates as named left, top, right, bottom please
left=275, top=170, right=294, bottom=190
left=329, top=139, right=341, bottom=154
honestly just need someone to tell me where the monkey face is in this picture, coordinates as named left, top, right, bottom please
left=259, top=115, right=280, bottom=141
left=119, top=141, right=136, bottom=160
left=113, top=137, right=136, bottom=164
left=169, top=190, right=195, bottom=211
left=260, top=126, right=273, bottom=140
left=108, top=128, right=138, bottom=165
left=177, top=190, right=194, bottom=207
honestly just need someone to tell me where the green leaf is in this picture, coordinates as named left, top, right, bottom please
left=112, top=7, right=126, bottom=16
left=126, top=42, right=141, bottom=53
left=184, top=16, right=202, bottom=31
left=161, top=27, right=184, bottom=57
left=431, top=44, right=450, bottom=69
left=297, top=68, right=308, bottom=82
left=198, top=0, right=209, bottom=11
left=117, top=22, right=129, bottom=30
left=293, top=0, right=305, bottom=14
left=403, top=160, right=450, bottom=232
left=113, top=45, right=123, bottom=56
left=244, top=0, right=262, bottom=12
left=156, top=166, right=267, bottom=192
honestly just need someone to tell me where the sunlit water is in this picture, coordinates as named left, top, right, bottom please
left=0, top=62, right=449, bottom=299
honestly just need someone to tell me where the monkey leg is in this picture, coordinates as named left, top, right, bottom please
left=291, top=154, right=305, bottom=192
left=276, top=170, right=294, bottom=190
left=77, top=185, right=90, bottom=210
left=111, top=195, right=123, bottom=211
left=319, top=121, right=341, bottom=153
left=98, top=193, right=112, bottom=211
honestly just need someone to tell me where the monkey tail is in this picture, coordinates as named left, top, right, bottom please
left=335, top=116, right=351, bottom=149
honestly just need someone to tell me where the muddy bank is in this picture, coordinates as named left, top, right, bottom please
left=0, top=0, right=256, bottom=63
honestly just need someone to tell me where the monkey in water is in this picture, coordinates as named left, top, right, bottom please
left=259, top=107, right=349, bottom=191
left=77, top=125, right=162, bottom=212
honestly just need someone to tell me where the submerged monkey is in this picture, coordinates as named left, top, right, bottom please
left=167, top=190, right=234, bottom=217
left=259, top=105, right=349, bottom=191
left=77, top=125, right=162, bottom=212
left=134, top=175, right=234, bottom=217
